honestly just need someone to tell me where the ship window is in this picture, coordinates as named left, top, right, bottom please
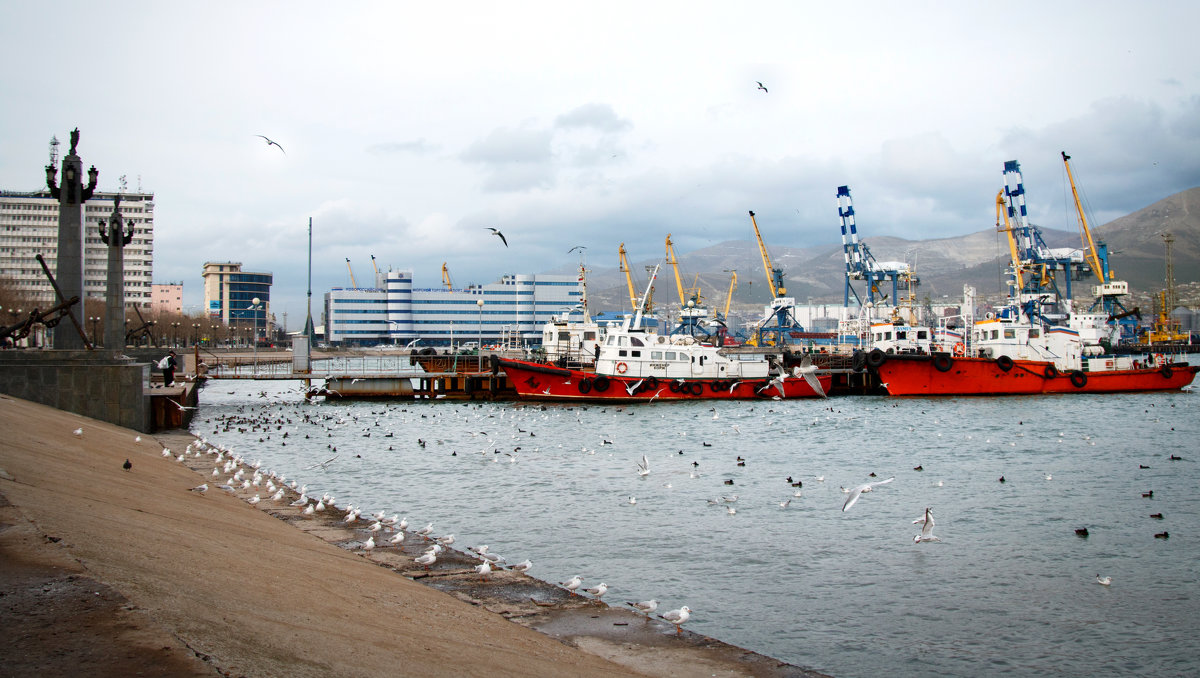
left=558, top=331, right=570, bottom=340
left=917, top=330, right=928, bottom=339
left=665, top=351, right=677, bottom=360
left=619, top=336, right=628, bottom=347
left=584, top=332, right=596, bottom=340
left=1004, top=329, right=1016, bottom=339
left=618, top=349, right=627, bottom=357
left=1029, top=328, right=1040, bottom=338
left=897, top=331, right=906, bottom=339
left=991, top=330, right=999, bottom=340
left=630, top=337, right=644, bottom=347
left=651, top=351, right=662, bottom=359
left=631, top=350, right=641, bottom=357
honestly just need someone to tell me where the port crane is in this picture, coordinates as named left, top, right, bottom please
left=836, top=185, right=916, bottom=308
left=665, top=233, right=708, bottom=336
left=719, top=269, right=737, bottom=322
left=1061, top=151, right=1139, bottom=341
left=1143, top=232, right=1189, bottom=344
left=745, top=210, right=803, bottom=346
left=618, top=243, right=640, bottom=312
left=441, top=262, right=454, bottom=290
left=1000, top=159, right=1087, bottom=321
left=345, top=258, right=358, bottom=289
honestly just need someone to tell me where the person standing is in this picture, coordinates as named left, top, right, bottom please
left=158, top=350, right=178, bottom=387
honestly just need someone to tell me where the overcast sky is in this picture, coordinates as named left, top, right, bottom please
left=3, top=1, right=1198, bottom=328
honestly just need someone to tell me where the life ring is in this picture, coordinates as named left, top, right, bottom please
left=953, top=342, right=965, bottom=357
left=1154, top=353, right=1166, bottom=367
left=615, top=361, right=628, bottom=374
left=1070, top=371, right=1087, bottom=388
left=593, top=376, right=610, bottom=392
left=578, top=379, right=593, bottom=394
left=1160, top=366, right=1173, bottom=379
left=1043, top=364, right=1059, bottom=379
left=866, top=348, right=887, bottom=369
left=932, top=354, right=953, bottom=373
left=996, top=355, right=1014, bottom=372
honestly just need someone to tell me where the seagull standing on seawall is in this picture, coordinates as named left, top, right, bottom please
left=255, top=134, right=286, bottom=153
left=660, top=605, right=691, bottom=634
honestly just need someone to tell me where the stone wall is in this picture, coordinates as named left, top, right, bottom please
left=0, top=351, right=151, bottom=432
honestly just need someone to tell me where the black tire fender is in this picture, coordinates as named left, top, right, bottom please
left=1070, top=371, right=1087, bottom=388
left=932, top=354, right=953, bottom=373
left=866, top=348, right=887, bottom=369
left=997, top=355, right=1014, bottom=372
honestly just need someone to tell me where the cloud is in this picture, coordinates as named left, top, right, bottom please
left=554, top=103, right=633, bottom=133
left=366, top=139, right=438, bottom=155
left=460, top=125, right=555, bottom=192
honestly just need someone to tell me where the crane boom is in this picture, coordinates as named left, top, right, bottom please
left=618, top=243, right=638, bottom=312
left=441, top=262, right=453, bottom=290
left=995, top=190, right=1025, bottom=293
left=748, top=211, right=785, bottom=298
left=345, top=258, right=357, bottom=289
left=1061, top=151, right=1106, bottom=283
left=665, top=234, right=687, bottom=307
left=721, top=270, right=737, bottom=320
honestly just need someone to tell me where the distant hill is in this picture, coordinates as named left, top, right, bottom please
left=579, top=187, right=1200, bottom=314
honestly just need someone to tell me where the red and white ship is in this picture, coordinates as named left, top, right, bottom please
left=498, top=266, right=830, bottom=402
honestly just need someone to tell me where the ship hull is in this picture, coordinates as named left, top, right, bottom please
left=498, top=358, right=830, bottom=402
left=874, top=353, right=1199, bottom=396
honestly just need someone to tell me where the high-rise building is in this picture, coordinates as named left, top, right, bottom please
left=324, top=269, right=582, bottom=346
left=150, top=282, right=183, bottom=315
left=0, top=190, right=155, bottom=307
left=201, top=261, right=272, bottom=339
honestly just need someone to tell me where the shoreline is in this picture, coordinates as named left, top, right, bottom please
left=0, top=393, right=827, bottom=677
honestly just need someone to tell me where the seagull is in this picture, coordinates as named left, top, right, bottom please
left=255, top=134, right=285, bottom=154
left=660, top=605, right=691, bottom=634
left=414, top=552, right=436, bottom=570
left=416, top=523, right=434, bottom=538
left=560, top=575, right=583, bottom=595
left=362, top=535, right=376, bottom=552
left=486, top=227, right=508, bottom=247
left=1096, top=574, right=1112, bottom=586
left=627, top=599, right=658, bottom=614
left=793, top=355, right=826, bottom=397
left=511, top=559, right=533, bottom=572
left=73, top=427, right=83, bottom=437
left=913, top=507, right=940, bottom=543
left=567, top=245, right=587, bottom=254
left=756, top=81, right=768, bottom=93
left=636, top=454, right=650, bottom=477
left=474, top=561, right=492, bottom=580
left=842, top=476, right=894, bottom=511
left=189, top=483, right=208, bottom=494
left=389, top=532, right=405, bottom=545
left=624, top=378, right=645, bottom=396
left=583, top=582, right=608, bottom=599
left=122, top=459, right=132, bottom=471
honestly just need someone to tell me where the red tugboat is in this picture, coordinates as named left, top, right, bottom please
left=498, top=266, right=830, bottom=402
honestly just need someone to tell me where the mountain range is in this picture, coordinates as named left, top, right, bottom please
left=575, top=187, right=1200, bottom=315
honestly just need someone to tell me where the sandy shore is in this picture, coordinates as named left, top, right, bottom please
left=0, top=393, right=823, bottom=678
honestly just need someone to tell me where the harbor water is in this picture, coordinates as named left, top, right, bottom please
left=192, top=373, right=1200, bottom=677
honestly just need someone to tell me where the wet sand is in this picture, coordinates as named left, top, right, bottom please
left=0, top=393, right=826, bottom=677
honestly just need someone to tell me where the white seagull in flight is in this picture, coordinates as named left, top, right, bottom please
left=793, top=354, right=826, bottom=397
left=913, top=507, right=940, bottom=543
left=255, top=134, right=286, bottom=154
left=841, top=476, right=895, bottom=511
left=486, top=227, right=508, bottom=247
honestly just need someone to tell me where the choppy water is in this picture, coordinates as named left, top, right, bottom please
left=192, top=370, right=1200, bottom=678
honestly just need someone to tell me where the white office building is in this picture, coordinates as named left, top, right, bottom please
left=324, top=269, right=583, bottom=346
left=0, top=190, right=155, bottom=307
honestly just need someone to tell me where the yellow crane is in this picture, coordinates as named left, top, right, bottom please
left=665, top=234, right=703, bottom=308
left=370, top=254, right=380, bottom=281
left=345, top=258, right=357, bottom=289
left=441, top=262, right=453, bottom=290
left=720, top=269, right=737, bottom=321
left=618, top=243, right=639, bottom=312
left=748, top=211, right=785, bottom=298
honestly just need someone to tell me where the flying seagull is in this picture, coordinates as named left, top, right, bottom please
left=568, top=245, right=587, bottom=254
left=756, top=81, right=768, bottom=93
left=841, top=476, right=894, bottom=511
left=913, top=507, right=940, bottom=543
left=255, top=135, right=286, bottom=154
left=487, top=227, right=508, bottom=247
left=793, top=354, right=826, bottom=397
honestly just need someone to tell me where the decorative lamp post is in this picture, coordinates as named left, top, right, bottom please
left=171, top=322, right=180, bottom=347
left=250, top=297, right=263, bottom=373
left=192, top=323, right=200, bottom=346
left=476, top=298, right=484, bottom=355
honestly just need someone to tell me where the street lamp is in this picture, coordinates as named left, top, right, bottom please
left=192, top=323, right=200, bottom=347
left=250, top=297, right=263, bottom=373
left=476, top=298, right=484, bottom=355
left=171, top=321, right=180, bottom=347
left=89, top=316, right=100, bottom=345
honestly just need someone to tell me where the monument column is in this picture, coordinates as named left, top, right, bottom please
left=44, top=127, right=97, bottom=350
left=98, top=196, right=132, bottom=350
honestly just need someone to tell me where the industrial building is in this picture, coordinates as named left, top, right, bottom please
left=324, top=268, right=583, bottom=346
left=0, top=189, right=155, bottom=307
